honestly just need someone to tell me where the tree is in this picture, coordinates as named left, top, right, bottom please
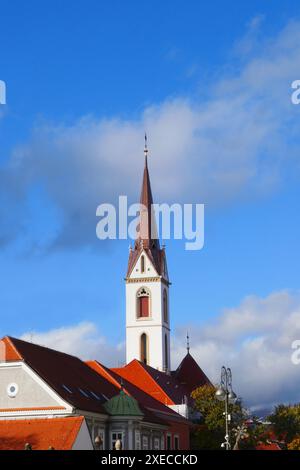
left=191, top=385, right=245, bottom=449
left=268, top=404, right=300, bottom=444
left=288, top=437, right=300, bottom=450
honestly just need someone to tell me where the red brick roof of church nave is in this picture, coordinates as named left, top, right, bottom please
left=0, top=416, right=84, bottom=450
left=111, top=355, right=211, bottom=407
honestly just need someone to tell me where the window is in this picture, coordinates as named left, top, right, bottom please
left=174, top=435, right=180, bottom=450
left=140, top=333, right=148, bottom=364
left=153, top=437, right=160, bottom=450
left=137, top=287, right=150, bottom=318
left=7, top=383, right=18, bottom=398
left=142, top=435, right=149, bottom=450
left=90, top=390, right=101, bottom=400
left=164, top=334, right=169, bottom=371
left=78, top=388, right=89, bottom=397
left=163, top=290, right=168, bottom=323
left=166, top=434, right=172, bottom=450
left=135, top=430, right=141, bottom=450
left=62, top=384, right=72, bottom=394
left=141, top=255, right=145, bottom=273
left=111, top=432, right=124, bottom=450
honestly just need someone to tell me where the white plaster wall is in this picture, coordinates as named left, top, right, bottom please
left=126, top=324, right=170, bottom=371
left=129, top=251, right=158, bottom=279
left=126, top=249, right=171, bottom=371
left=72, top=419, right=94, bottom=450
left=0, top=364, right=63, bottom=409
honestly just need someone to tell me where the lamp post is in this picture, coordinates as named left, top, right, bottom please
left=215, top=366, right=237, bottom=450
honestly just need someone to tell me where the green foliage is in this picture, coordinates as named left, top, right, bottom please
left=190, top=425, right=223, bottom=450
left=191, top=385, right=245, bottom=449
left=268, top=404, right=300, bottom=443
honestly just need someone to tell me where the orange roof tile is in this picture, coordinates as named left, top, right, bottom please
left=0, top=416, right=84, bottom=450
left=112, top=359, right=176, bottom=406
left=0, top=337, right=23, bottom=361
left=0, top=407, right=66, bottom=412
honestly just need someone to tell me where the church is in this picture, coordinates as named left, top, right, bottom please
left=0, top=141, right=211, bottom=450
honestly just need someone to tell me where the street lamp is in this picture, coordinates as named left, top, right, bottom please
left=215, top=366, right=237, bottom=450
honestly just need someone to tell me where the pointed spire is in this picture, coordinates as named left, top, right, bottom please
left=136, top=135, right=159, bottom=249
left=186, top=332, right=190, bottom=354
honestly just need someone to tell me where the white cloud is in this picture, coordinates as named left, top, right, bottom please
left=19, top=289, right=300, bottom=410
left=172, top=290, right=300, bottom=410
left=21, top=322, right=125, bottom=367
left=1, top=20, right=300, bottom=250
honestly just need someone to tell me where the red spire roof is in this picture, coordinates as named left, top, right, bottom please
left=136, top=154, right=160, bottom=251
left=126, top=143, right=167, bottom=279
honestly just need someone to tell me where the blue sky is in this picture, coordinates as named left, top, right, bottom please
left=1, top=1, right=300, bottom=407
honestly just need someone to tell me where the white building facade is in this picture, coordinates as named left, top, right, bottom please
left=125, top=144, right=171, bottom=372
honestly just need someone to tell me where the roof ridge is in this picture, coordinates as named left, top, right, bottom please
left=6, top=336, right=82, bottom=362
left=86, top=361, right=131, bottom=397
left=124, top=360, right=176, bottom=406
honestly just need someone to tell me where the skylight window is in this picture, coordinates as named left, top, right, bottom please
left=62, top=384, right=72, bottom=394
left=90, top=391, right=101, bottom=400
left=78, top=388, right=89, bottom=398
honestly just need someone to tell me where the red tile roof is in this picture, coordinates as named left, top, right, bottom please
left=0, top=407, right=66, bottom=412
left=1, top=336, right=120, bottom=415
left=87, top=360, right=189, bottom=426
left=0, top=337, right=22, bottom=361
left=173, top=352, right=212, bottom=394
left=256, top=442, right=281, bottom=450
left=0, top=416, right=84, bottom=450
left=112, top=356, right=210, bottom=406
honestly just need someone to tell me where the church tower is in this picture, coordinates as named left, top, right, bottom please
left=125, top=138, right=171, bottom=372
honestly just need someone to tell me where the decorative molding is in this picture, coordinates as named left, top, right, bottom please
left=125, top=277, right=170, bottom=286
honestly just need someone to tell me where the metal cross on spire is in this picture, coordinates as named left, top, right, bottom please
left=186, top=332, right=190, bottom=354
left=144, top=132, right=148, bottom=160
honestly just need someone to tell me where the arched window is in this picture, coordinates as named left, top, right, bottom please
left=164, top=334, right=169, bottom=371
left=137, top=287, right=150, bottom=318
left=163, top=289, right=168, bottom=323
left=141, top=255, right=145, bottom=273
left=140, top=333, right=148, bottom=364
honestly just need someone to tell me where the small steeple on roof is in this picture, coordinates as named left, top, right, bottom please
left=174, top=352, right=212, bottom=394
